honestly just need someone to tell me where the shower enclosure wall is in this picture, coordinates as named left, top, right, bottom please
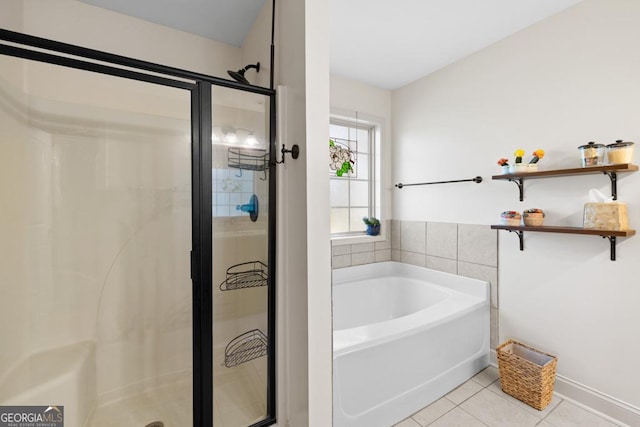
left=0, top=30, right=276, bottom=427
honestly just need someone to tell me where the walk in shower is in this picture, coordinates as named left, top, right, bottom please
left=0, top=30, right=276, bottom=427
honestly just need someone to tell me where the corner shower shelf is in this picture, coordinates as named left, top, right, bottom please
left=219, top=261, right=268, bottom=291
left=224, top=329, right=268, bottom=368
left=492, top=163, right=638, bottom=201
left=227, top=148, right=269, bottom=179
left=491, top=224, right=635, bottom=261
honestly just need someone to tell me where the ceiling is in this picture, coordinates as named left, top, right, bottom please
left=79, top=0, right=582, bottom=90
left=329, top=0, right=582, bottom=89
left=78, top=0, right=267, bottom=47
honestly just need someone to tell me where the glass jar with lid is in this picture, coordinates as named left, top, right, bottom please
left=606, top=140, right=635, bottom=164
left=578, top=141, right=604, bottom=167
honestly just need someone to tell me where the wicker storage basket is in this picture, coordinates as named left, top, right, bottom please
left=497, top=339, right=558, bottom=410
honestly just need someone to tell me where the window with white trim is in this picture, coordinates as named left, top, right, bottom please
left=329, top=117, right=377, bottom=235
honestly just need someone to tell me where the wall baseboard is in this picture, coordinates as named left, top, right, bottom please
left=489, top=350, right=639, bottom=427
left=553, top=374, right=640, bottom=427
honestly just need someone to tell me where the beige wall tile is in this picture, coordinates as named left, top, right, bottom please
left=332, top=254, right=351, bottom=269
left=352, top=251, right=375, bottom=266
left=332, top=245, right=351, bottom=256
left=392, top=249, right=401, bottom=261
left=391, top=219, right=401, bottom=249
left=351, top=242, right=375, bottom=253
left=458, top=224, right=497, bottom=267
left=400, top=221, right=426, bottom=254
left=401, top=251, right=426, bottom=267
left=491, top=308, right=499, bottom=349
left=427, top=222, right=458, bottom=259
left=458, top=261, right=498, bottom=309
left=375, top=249, right=391, bottom=262
left=375, top=239, right=391, bottom=250
left=426, top=256, right=457, bottom=274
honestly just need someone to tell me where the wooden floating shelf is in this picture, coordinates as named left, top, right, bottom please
left=492, top=163, right=638, bottom=180
left=490, top=225, right=635, bottom=237
left=492, top=163, right=638, bottom=201
left=491, top=225, right=636, bottom=261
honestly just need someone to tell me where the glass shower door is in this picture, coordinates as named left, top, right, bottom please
left=211, top=86, right=273, bottom=426
left=0, top=53, right=194, bottom=426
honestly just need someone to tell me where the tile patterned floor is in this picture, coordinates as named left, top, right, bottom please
left=394, top=366, right=623, bottom=427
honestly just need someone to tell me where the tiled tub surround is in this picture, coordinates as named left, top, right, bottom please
left=332, top=220, right=499, bottom=347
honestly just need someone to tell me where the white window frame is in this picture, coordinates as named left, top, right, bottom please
left=329, top=115, right=379, bottom=237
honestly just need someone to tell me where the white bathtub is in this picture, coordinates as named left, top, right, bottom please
left=333, top=261, right=489, bottom=427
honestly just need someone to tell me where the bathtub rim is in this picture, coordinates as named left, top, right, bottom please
left=334, top=297, right=488, bottom=357
left=333, top=261, right=489, bottom=300
left=332, top=262, right=489, bottom=356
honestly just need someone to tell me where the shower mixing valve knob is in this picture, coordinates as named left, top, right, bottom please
left=236, top=194, right=259, bottom=222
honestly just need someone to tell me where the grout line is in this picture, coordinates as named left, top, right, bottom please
left=420, top=404, right=459, bottom=427
left=457, top=404, right=491, bottom=427
left=444, top=382, right=485, bottom=407
left=538, top=401, right=564, bottom=426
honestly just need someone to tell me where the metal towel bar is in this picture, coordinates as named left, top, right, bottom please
left=395, top=176, right=483, bottom=189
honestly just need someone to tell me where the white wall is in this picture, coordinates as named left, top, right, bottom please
left=330, top=74, right=393, bottom=223
left=304, top=0, right=331, bottom=424
left=243, top=6, right=343, bottom=424
left=275, top=0, right=332, bottom=425
left=392, top=0, right=640, bottom=414
left=0, top=1, right=23, bottom=31
left=330, top=74, right=391, bottom=123
left=242, top=0, right=273, bottom=89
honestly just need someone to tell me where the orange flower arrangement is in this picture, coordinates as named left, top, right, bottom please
left=530, top=149, right=545, bottom=164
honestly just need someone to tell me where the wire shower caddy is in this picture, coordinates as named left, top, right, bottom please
left=227, top=147, right=269, bottom=180
left=219, top=260, right=268, bottom=291
left=223, top=329, right=268, bottom=368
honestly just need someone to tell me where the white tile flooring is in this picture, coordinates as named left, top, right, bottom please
left=394, top=366, right=623, bottom=427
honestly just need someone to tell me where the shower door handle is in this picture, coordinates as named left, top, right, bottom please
left=190, top=251, right=195, bottom=280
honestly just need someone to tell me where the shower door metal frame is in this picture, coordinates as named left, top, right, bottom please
left=0, top=28, right=277, bottom=427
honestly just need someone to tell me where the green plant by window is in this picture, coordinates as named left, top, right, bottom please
left=362, top=216, right=380, bottom=226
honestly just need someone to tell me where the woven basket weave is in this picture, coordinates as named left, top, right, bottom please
left=497, top=339, right=558, bottom=410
